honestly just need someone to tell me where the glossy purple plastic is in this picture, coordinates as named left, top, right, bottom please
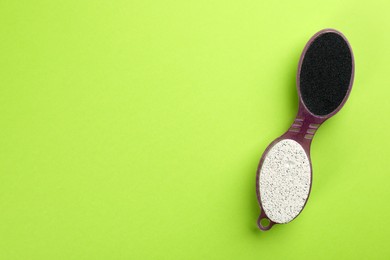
left=256, top=29, right=355, bottom=231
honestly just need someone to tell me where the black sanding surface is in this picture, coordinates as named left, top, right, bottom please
left=300, top=32, right=352, bottom=116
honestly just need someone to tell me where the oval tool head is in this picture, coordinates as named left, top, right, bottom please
left=259, top=139, right=311, bottom=224
left=298, top=30, right=354, bottom=117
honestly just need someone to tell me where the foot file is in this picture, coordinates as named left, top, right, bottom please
left=256, top=29, right=354, bottom=231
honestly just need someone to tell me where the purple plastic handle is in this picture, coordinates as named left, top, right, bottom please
left=256, top=29, right=355, bottom=231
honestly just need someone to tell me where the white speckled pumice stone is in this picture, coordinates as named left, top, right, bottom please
left=259, top=139, right=311, bottom=223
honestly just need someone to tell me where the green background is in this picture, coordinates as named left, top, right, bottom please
left=1, top=0, right=389, bottom=259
